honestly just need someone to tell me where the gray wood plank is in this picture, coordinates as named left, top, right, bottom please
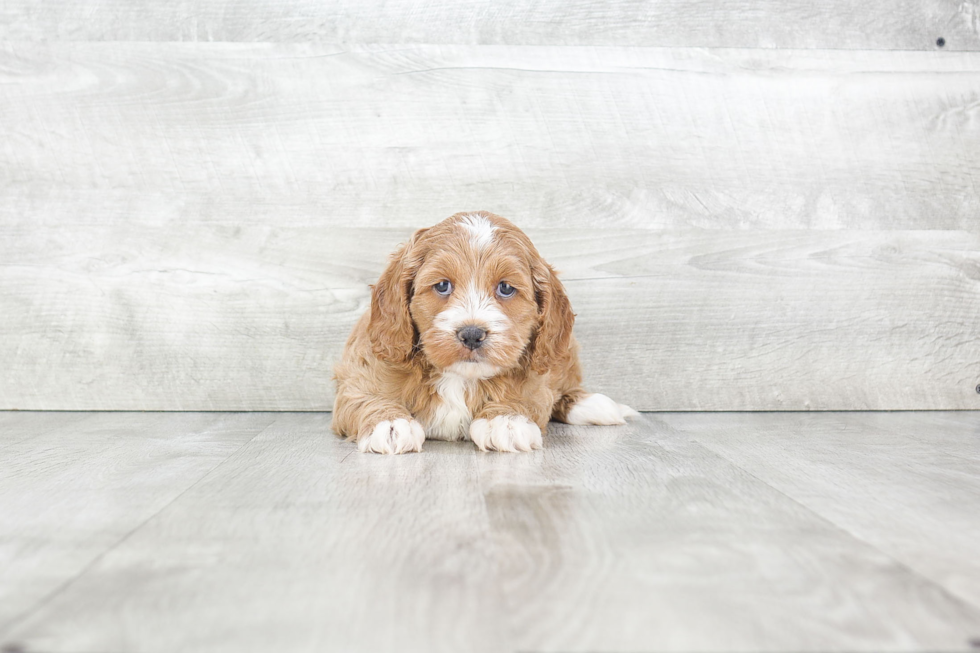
left=476, top=416, right=980, bottom=652
left=1, top=45, right=978, bottom=231
left=2, top=413, right=508, bottom=653
left=2, top=227, right=977, bottom=411
left=566, top=229, right=980, bottom=411
left=0, top=0, right=977, bottom=50
left=0, top=412, right=275, bottom=632
left=2, top=411, right=980, bottom=652
left=663, top=411, right=980, bottom=610
left=0, top=412, right=93, bottom=450
left=3, top=44, right=978, bottom=410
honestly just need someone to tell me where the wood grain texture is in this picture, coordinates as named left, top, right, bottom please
left=0, top=411, right=95, bottom=450
left=0, top=0, right=978, bottom=50
left=2, top=44, right=979, bottom=410
left=3, top=411, right=980, bottom=652
left=1, top=45, right=979, bottom=231
left=2, top=413, right=508, bottom=653
left=2, top=226, right=978, bottom=411
left=478, top=416, right=980, bottom=652
left=0, top=412, right=274, bottom=632
left=664, top=411, right=980, bottom=610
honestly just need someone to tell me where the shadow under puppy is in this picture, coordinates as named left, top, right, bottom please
left=332, top=211, right=637, bottom=454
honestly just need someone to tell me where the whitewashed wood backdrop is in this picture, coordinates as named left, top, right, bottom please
left=1, top=2, right=978, bottom=411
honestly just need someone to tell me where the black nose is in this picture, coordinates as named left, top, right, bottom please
left=457, top=325, right=487, bottom=350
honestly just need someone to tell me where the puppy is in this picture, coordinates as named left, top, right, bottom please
left=332, top=211, right=637, bottom=454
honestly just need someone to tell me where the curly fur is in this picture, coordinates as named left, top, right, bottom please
left=332, top=211, right=635, bottom=453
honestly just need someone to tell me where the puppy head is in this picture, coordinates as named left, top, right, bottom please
left=367, top=211, right=574, bottom=378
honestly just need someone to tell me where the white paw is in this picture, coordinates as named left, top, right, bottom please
left=358, top=418, right=425, bottom=454
left=469, top=415, right=542, bottom=453
left=566, top=393, right=639, bottom=426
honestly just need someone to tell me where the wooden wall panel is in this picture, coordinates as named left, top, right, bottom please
left=2, top=43, right=978, bottom=411
left=0, top=0, right=977, bottom=50
left=2, top=225, right=977, bottom=411
left=2, top=45, right=978, bottom=231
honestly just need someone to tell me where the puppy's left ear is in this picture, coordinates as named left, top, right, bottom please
left=529, top=258, right=575, bottom=374
left=367, top=228, right=428, bottom=363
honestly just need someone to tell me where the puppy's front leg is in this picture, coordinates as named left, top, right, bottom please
left=468, top=408, right=544, bottom=453
left=359, top=416, right=426, bottom=455
left=333, top=396, right=425, bottom=455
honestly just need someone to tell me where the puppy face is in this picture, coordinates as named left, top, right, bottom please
left=367, top=211, right=574, bottom=378
left=411, top=216, right=539, bottom=378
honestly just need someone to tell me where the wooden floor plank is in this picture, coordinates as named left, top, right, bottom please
left=0, top=412, right=94, bottom=450
left=3, top=412, right=979, bottom=652
left=476, top=416, right=980, bottom=652
left=2, top=413, right=508, bottom=653
left=0, top=412, right=274, bottom=633
left=664, top=411, right=980, bottom=610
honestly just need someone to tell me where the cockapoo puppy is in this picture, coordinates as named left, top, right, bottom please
left=332, top=211, right=637, bottom=454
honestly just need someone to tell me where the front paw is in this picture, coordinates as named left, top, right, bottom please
left=469, top=415, right=542, bottom=453
left=358, top=418, right=425, bottom=454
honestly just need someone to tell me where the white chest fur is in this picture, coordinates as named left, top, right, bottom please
left=425, top=372, right=474, bottom=441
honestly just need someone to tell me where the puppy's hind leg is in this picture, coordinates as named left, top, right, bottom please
left=554, top=389, right=640, bottom=426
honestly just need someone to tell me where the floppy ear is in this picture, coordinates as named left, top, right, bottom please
left=529, top=258, right=576, bottom=374
left=367, top=229, right=428, bottom=363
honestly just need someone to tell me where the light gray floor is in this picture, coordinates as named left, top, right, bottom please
left=1, top=411, right=978, bottom=652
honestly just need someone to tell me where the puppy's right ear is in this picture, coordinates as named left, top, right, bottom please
left=367, top=228, right=428, bottom=363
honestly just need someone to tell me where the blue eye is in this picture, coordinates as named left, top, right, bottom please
left=433, top=280, right=453, bottom=296
left=496, top=281, right=516, bottom=298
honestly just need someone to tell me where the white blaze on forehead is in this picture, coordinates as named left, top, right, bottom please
left=434, top=284, right=509, bottom=333
left=459, top=214, right=497, bottom=250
